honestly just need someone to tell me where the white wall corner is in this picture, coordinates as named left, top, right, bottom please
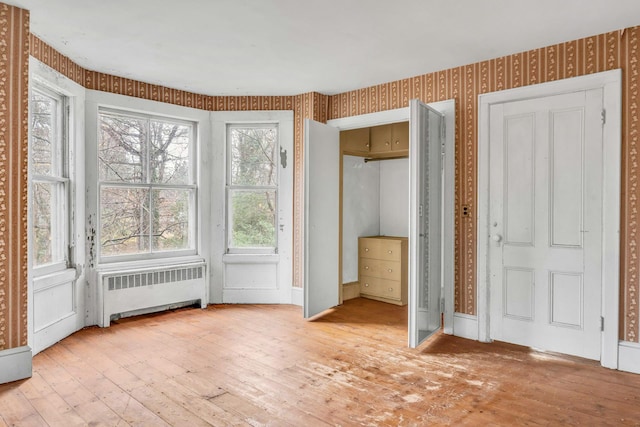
left=618, top=341, right=640, bottom=375
left=0, top=346, right=32, bottom=384
left=453, top=313, right=479, bottom=341
left=291, top=287, right=303, bottom=306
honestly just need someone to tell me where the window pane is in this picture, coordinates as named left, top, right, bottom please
left=100, top=187, right=150, bottom=256
left=31, top=92, right=58, bottom=176
left=230, top=190, right=276, bottom=248
left=230, top=127, right=278, bottom=186
left=33, top=182, right=53, bottom=265
left=150, top=121, right=191, bottom=184
left=152, top=188, right=193, bottom=251
left=99, top=114, right=146, bottom=182
left=33, top=181, right=64, bottom=267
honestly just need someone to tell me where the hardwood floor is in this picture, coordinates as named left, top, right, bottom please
left=1, top=298, right=639, bottom=426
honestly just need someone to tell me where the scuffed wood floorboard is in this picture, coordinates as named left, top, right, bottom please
left=1, top=298, right=639, bottom=426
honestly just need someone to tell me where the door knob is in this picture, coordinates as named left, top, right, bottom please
left=492, top=234, right=502, bottom=242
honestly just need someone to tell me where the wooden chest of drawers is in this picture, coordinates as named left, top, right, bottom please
left=358, top=236, right=408, bottom=305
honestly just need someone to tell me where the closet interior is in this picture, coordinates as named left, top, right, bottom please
left=340, top=121, right=410, bottom=306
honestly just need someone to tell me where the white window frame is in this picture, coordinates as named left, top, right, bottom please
left=97, top=107, right=198, bottom=263
left=29, top=82, right=71, bottom=277
left=225, top=123, right=280, bottom=255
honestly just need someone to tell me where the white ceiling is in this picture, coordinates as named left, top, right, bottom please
left=8, top=0, right=640, bottom=96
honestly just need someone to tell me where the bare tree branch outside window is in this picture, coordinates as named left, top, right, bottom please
left=98, top=111, right=195, bottom=258
left=30, top=89, right=66, bottom=268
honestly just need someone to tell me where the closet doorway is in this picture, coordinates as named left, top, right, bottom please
left=303, top=100, right=455, bottom=348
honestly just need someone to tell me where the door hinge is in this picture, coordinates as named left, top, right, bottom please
left=601, top=109, right=606, bottom=125
left=600, top=316, right=605, bottom=332
left=419, top=204, right=423, bottom=217
left=440, top=298, right=445, bottom=313
left=440, top=122, right=446, bottom=140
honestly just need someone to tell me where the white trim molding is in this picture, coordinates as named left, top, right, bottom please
left=453, top=313, right=479, bottom=341
left=0, top=346, right=32, bottom=384
left=619, top=341, right=640, bottom=374
left=477, top=69, right=622, bottom=369
left=291, top=287, right=303, bottom=306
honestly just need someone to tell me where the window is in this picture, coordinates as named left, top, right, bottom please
left=30, top=85, right=69, bottom=274
left=98, top=109, right=196, bottom=260
left=227, top=124, right=278, bottom=253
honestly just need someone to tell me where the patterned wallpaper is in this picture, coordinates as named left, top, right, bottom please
left=21, top=23, right=640, bottom=342
left=30, top=35, right=295, bottom=112
left=0, top=4, right=29, bottom=351
left=328, top=27, right=640, bottom=341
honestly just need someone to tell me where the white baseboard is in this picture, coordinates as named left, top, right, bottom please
left=618, top=341, right=640, bottom=374
left=453, top=313, right=479, bottom=340
left=291, top=287, right=303, bottom=306
left=0, top=346, right=32, bottom=384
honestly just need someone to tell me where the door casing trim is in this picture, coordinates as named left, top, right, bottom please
left=477, top=69, right=622, bottom=368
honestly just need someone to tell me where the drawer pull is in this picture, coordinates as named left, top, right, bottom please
left=365, top=248, right=369, bottom=252
left=364, top=283, right=369, bottom=287
left=364, top=266, right=369, bottom=270
left=385, top=141, right=390, bottom=145
left=388, top=269, right=392, bottom=273
left=388, top=250, right=392, bottom=254
left=388, top=288, right=393, bottom=291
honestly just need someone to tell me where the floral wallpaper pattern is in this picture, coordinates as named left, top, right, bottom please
left=0, top=4, right=29, bottom=351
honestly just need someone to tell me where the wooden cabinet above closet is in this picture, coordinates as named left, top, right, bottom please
left=340, top=127, right=370, bottom=156
left=370, top=122, right=409, bottom=155
left=340, top=121, right=409, bottom=159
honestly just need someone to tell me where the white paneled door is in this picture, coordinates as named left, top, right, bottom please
left=303, top=119, right=340, bottom=318
left=488, top=89, right=603, bottom=360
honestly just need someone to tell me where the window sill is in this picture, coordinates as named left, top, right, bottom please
left=222, top=253, right=279, bottom=264
left=96, top=255, right=206, bottom=274
left=33, top=268, right=77, bottom=292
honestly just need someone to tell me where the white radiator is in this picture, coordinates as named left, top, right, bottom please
left=97, top=262, right=207, bottom=327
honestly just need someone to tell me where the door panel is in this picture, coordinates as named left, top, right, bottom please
left=550, top=108, right=584, bottom=247
left=489, top=90, right=603, bottom=360
left=503, top=267, right=534, bottom=320
left=504, top=113, right=535, bottom=246
left=303, top=119, right=340, bottom=318
left=409, top=99, right=444, bottom=348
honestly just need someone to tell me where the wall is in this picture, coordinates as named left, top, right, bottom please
left=9, top=14, right=639, bottom=342
left=328, top=27, right=640, bottom=343
left=0, top=4, right=29, bottom=352
left=342, top=155, right=380, bottom=283
left=379, top=158, right=409, bottom=237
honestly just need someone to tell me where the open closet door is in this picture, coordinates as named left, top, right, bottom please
left=303, top=119, right=340, bottom=318
left=409, top=99, right=444, bottom=347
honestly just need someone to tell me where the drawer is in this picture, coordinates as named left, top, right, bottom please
left=359, top=260, right=401, bottom=281
left=359, top=238, right=402, bottom=261
left=360, top=276, right=401, bottom=300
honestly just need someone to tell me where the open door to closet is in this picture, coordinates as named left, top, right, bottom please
left=303, top=119, right=340, bottom=318
left=408, top=99, right=445, bottom=348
